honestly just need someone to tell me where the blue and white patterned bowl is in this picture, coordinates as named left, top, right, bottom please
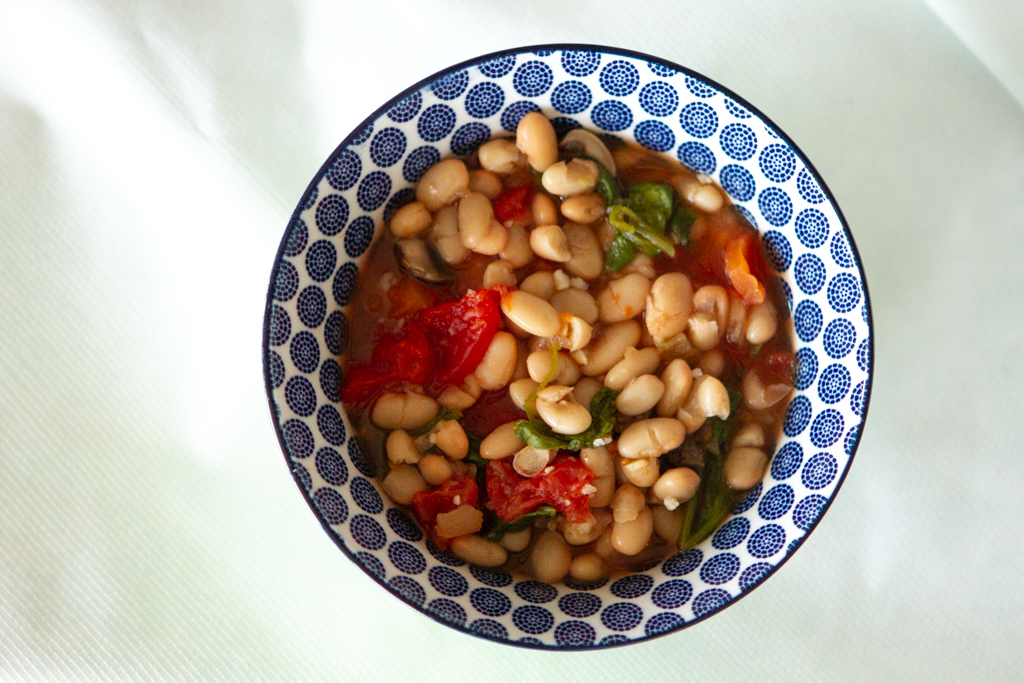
left=262, top=45, right=873, bottom=649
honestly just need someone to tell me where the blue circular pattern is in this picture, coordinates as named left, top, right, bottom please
left=323, top=310, right=347, bottom=357
left=369, top=128, right=406, bottom=169
left=747, top=524, right=786, bottom=559
left=513, top=605, right=554, bottom=634
left=417, top=104, right=457, bottom=143
left=599, top=60, right=640, bottom=96
left=267, top=350, right=284, bottom=389
left=343, top=216, right=374, bottom=259
left=795, top=208, right=829, bottom=248
left=677, top=141, right=716, bottom=174
left=600, top=602, right=643, bottom=632
left=725, top=98, right=751, bottom=118
left=274, top=261, right=299, bottom=302
left=268, top=305, right=290, bottom=346
left=350, top=476, right=384, bottom=513
left=296, top=285, right=326, bottom=328
left=758, top=186, right=793, bottom=226
left=561, top=50, right=601, bottom=77
left=720, top=164, right=756, bottom=202
left=431, top=70, right=469, bottom=101
left=312, top=487, right=348, bottom=525
left=426, top=540, right=463, bottom=567
left=471, top=587, right=511, bottom=617
left=515, top=581, right=558, bottom=604
left=851, top=380, right=867, bottom=417
left=402, top=145, right=441, bottom=183
left=349, top=437, right=373, bottom=478
left=471, top=619, right=508, bottom=640
left=679, top=102, right=718, bottom=138
left=610, top=575, right=653, bottom=599
left=315, top=447, right=348, bottom=486
left=550, top=117, right=582, bottom=137
left=685, top=75, right=717, bottom=98
left=599, top=635, right=629, bottom=646
left=828, top=273, right=861, bottom=314
left=464, top=82, right=504, bottom=119
left=762, top=230, right=791, bottom=271
left=282, top=418, right=314, bottom=459
left=351, top=124, right=373, bottom=146
left=793, top=494, right=828, bottom=531
left=818, top=363, right=851, bottom=404
left=590, top=100, right=632, bottom=132
left=356, top=170, right=391, bottom=211
left=315, top=194, right=348, bottom=237
left=720, top=123, right=757, bottom=160
left=291, top=461, right=311, bottom=492
left=303, top=186, right=318, bottom=210
left=387, top=91, right=422, bottom=123
left=699, top=553, right=740, bottom=585
left=319, top=356, right=340, bottom=401
left=712, top=517, right=750, bottom=550
left=469, top=565, right=512, bottom=587
left=739, top=562, right=772, bottom=591
left=289, top=331, right=319, bottom=373
left=634, top=120, right=675, bottom=152
left=383, top=188, right=415, bottom=226
left=386, top=508, right=421, bottom=542
left=822, top=319, right=856, bottom=360
left=651, top=579, right=692, bottom=609
left=771, top=442, right=804, bottom=481
left=550, top=80, right=592, bottom=114
left=305, top=240, right=336, bottom=283
left=638, top=81, right=679, bottom=117
left=559, top=592, right=602, bottom=618
left=645, top=612, right=686, bottom=636
left=388, top=541, right=426, bottom=575
left=857, top=339, right=871, bottom=372
left=326, top=149, right=361, bottom=191
left=809, top=408, right=844, bottom=448
left=758, top=484, right=795, bottom=521
left=734, top=483, right=763, bottom=514
left=564, top=576, right=608, bottom=592
left=478, top=55, right=515, bottom=78
left=356, top=552, right=384, bottom=578
left=784, top=395, right=812, bottom=437
left=513, top=60, right=554, bottom=97
left=554, top=621, right=596, bottom=647
left=794, top=299, right=823, bottom=342
left=283, top=218, right=307, bottom=258
left=692, top=589, right=730, bottom=617
left=429, top=566, right=469, bottom=597
left=758, top=143, right=796, bottom=183
left=802, top=452, right=839, bottom=490
left=845, top=425, right=861, bottom=456
left=830, top=231, right=855, bottom=268
left=450, top=122, right=491, bottom=155
left=332, top=261, right=358, bottom=306
left=388, top=575, right=425, bottom=605
left=662, top=549, right=702, bottom=576
left=428, top=598, right=467, bottom=626
left=284, top=376, right=316, bottom=417
left=647, top=61, right=675, bottom=77
left=316, top=404, right=345, bottom=446
left=797, top=167, right=825, bottom=203
left=500, top=100, right=540, bottom=132
left=351, top=514, right=387, bottom=550
left=794, top=253, right=826, bottom=295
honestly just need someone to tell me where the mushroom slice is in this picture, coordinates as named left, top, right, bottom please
left=394, top=239, right=455, bottom=287
left=559, top=129, right=617, bottom=176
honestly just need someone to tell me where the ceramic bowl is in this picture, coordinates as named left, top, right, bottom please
left=262, top=44, right=873, bottom=649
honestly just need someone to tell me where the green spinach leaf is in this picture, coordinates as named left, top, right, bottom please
left=626, top=183, right=674, bottom=232
left=483, top=505, right=557, bottom=542
left=605, top=233, right=635, bottom=271
left=669, top=202, right=697, bottom=244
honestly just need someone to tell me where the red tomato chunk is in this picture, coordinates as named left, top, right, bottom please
left=411, top=474, right=479, bottom=550
left=492, top=184, right=534, bottom=225
left=487, top=456, right=595, bottom=524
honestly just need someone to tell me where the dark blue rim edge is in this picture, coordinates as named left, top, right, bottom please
left=261, top=42, right=875, bottom=652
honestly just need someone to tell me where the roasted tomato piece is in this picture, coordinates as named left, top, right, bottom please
left=417, top=288, right=503, bottom=393
left=487, top=456, right=595, bottom=524
left=339, top=323, right=435, bottom=407
left=492, top=184, right=535, bottom=225
left=411, top=474, right=479, bottom=550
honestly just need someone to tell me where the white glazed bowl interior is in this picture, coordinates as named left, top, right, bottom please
left=263, top=45, right=873, bottom=649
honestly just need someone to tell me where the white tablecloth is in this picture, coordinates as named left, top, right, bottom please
left=2, top=0, right=1022, bottom=679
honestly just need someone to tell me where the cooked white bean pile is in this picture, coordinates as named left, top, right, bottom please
left=347, top=111, right=795, bottom=582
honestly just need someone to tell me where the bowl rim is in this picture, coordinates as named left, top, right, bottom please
left=262, top=42, right=875, bottom=650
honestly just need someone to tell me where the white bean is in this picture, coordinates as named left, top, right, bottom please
left=531, top=191, right=558, bottom=226
left=617, top=417, right=686, bottom=459
left=697, top=349, right=726, bottom=377
left=742, top=369, right=791, bottom=411
left=499, top=225, right=534, bottom=268
left=569, top=553, right=605, bottom=582
left=645, top=273, right=694, bottom=340
left=500, top=290, right=561, bottom=337
left=478, top=138, right=524, bottom=174
left=693, top=285, right=730, bottom=331
left=529, top=224, right=572, bottom=262
left=551, top=313, right=593, bottom=352
left=509, top=378, right=540, bottom=412
left=620, top=457, right=660, bottom=487
left=732, top=423, right=766, bottom=449
left=458, top=191, right=496, bottom=249
left=527, top=349, right=581, bottom=385
left=381, top=465, right=427, bottom=505
left=516, top=112, right=559, bottom=172
left=474, top=331, right=517, bottom=391
left=572, top=377, right=603, bottom=411
left=652, top=505, right=684, bottom=543
left=480, top=421, right=525, bottom=460
left=724, top=447, right=768, bottom=490
left=482, top=260, right=517, bottom=288
left=500, top=528, right=532, bottom=552
left=604, top=347, right=661, bottom=391
left=416, top=158, right=469, bottom=211
left=429, top=205, right=469, bottom=265
left=418, top=453, right=454, bottom=487
left=562, top=222, right=604, bottom=281
left=574, top=320, right=642, bottom=376
left=746, top=300, right=779, bottom=345
left=432, top=420, right=469, bottom=460
left=451, top=535, right=508, bottom=567
left=535, top=385, right=592, bottom=435
left=562, top=511, right=611, bottom=545
left=725, top=293, right=747, bottom=343
left=610, top=506, right=653, bottom=556
left=560, top=193, right=606, bottom=225
left=611, top=483, right=646, bottom=523
left=597, top=273, right=652, bottom=323
left=657, top=359, right=693, bottom=417
left=468, top=169, right=503, bottom=199
left=541, top=159, right=598, bottom=196
left=616, top=375, right=665, bottom=416
left=371, top=392, right=439, bottom=430
left=531, top=530, right=572, bottom=583
left=550, top=288, right=599, bottom=325
left=686, top=312, right=721, bottom=351
left=652, top=468, right=700, bottom=510
left=389, top=201, right=432, bottom=238
left=519, top=271, right=556, bottom=300
left=386, top=429, right=421, bottom=465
